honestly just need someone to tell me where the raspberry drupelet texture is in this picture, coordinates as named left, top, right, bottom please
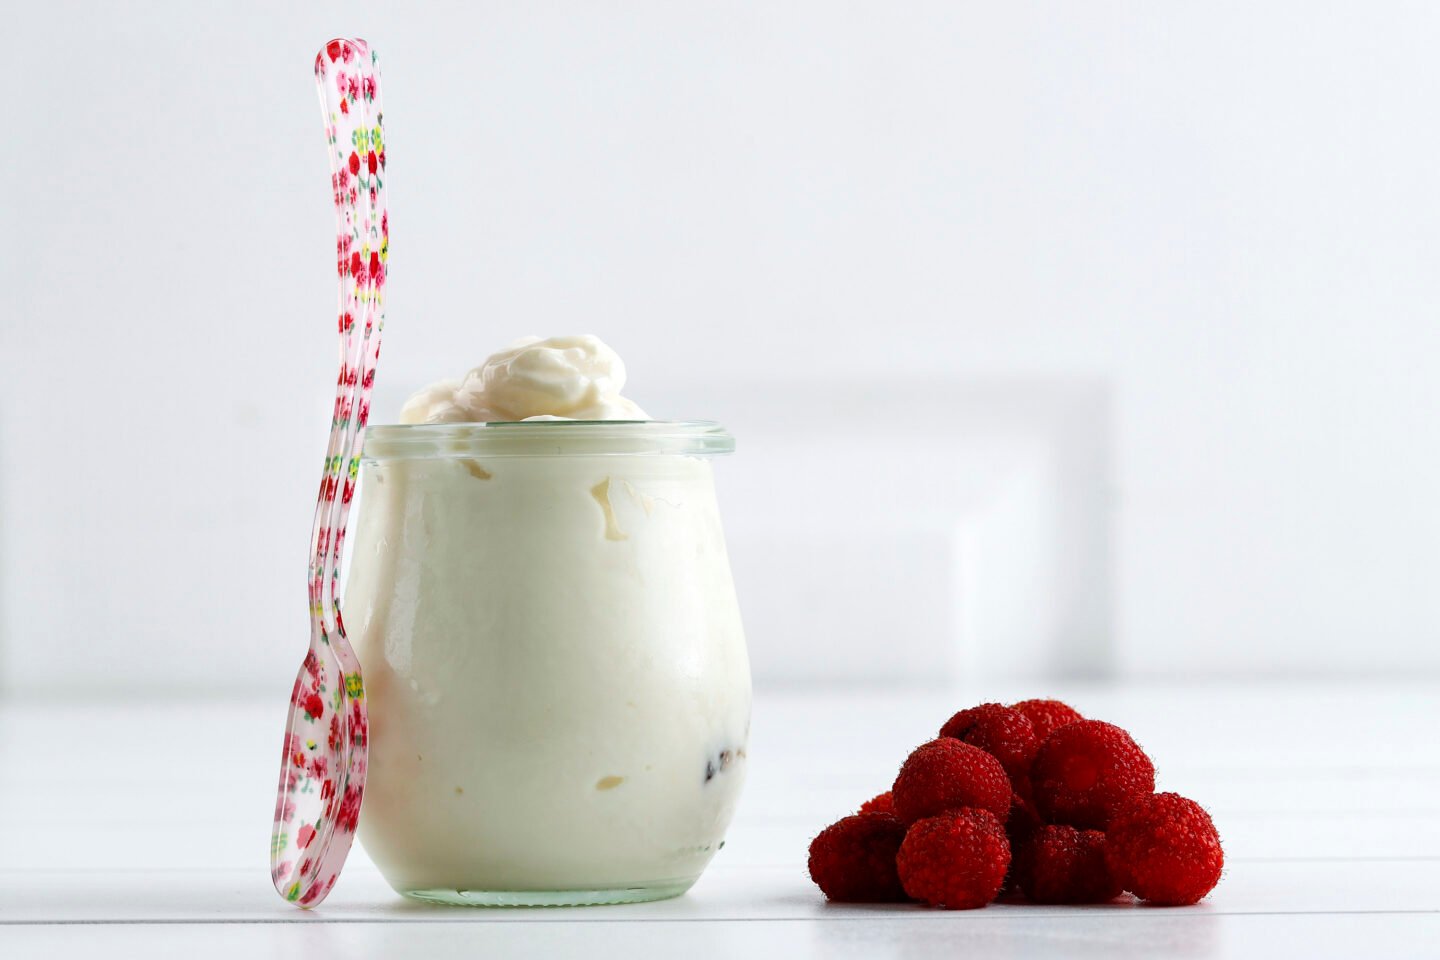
left=939, top=703, right=1041, bottom=779
left=896, top=808, right=1011, bottom=909
left=892, top=738, right=1012, bottom=825
left=1031, top=720, right=1156, bottom=829
left=1013, top=825, right=1122, bottom=903
left=1106, top=792, right=1224, bottom=906
left=807, top=813, right=909, bottom=902
left=858, top=791, right=895, bottom=816
left=1011, top=699, right=1084, bottom=741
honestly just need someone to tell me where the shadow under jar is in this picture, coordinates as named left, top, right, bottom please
left=345, top=420, right=751, bottom=906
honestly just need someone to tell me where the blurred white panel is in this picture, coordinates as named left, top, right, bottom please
left=667, top=377, right=1113, bottom=685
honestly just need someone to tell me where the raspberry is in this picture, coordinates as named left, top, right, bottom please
left=939, top=703, right=1040, bottom=779
left=1011, top=699, right=1083, bottom=741
left=1031, top=720, right=1155, bottom=829
left=1106, top=792, right=1223, bottom=905
left=1013, top=825, right=1122, bottom=903
left=892, top=738, right=1012, bottom=825
left=858, top=791, right=895, bottom=816
left=807, top=813, right=908, bottom=902
left=896, top=809, right=1010, bottom=909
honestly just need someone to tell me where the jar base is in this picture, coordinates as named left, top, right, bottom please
left=400, top=878, right=696, bottom=908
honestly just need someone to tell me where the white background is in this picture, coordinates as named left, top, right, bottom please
left=4, top=1, right=1440, bottom=695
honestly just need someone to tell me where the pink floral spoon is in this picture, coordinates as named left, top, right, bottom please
left=270, top=37, right=389, bottom=908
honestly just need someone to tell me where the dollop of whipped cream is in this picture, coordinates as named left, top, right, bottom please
left=399, top=335, right=650, bottom=424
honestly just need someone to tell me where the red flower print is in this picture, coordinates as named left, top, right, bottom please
left=297, top=824, right=317, bottom=849
left=347, top=75, right=360, bottom=101
left=339, top=99, right=349, bottom=115
left=299, top=878, right=326, bottom=906
left=366, top=151, right=377, bottom=175
left=302, top=692, right=324, bottom=720
left=337, top=783, right=363, bottom=832
left=321, top=778, right=336, bottom=801
left=337, top=168, right=349, bottom=190
left=348, top=152, right=360, bottom=176
left=348, top=251, right=362, bottom=277
left=362, top=76, right=376, bottom=100
left=327, top=39, right=342, bottom=62
left=328, top=714, right=341, bottom=751
left=358, top=400, right=370, bottom=427
left=341, top=42, right=355, bottom=63
left=368, top=251, right=380, bottom=278
left=273, top=859, right=293, bottom=882
left=381, top=211, right=388, bottom=237
left=342, top=479, right=356, bottom=505
left=351, top=700, right=369, bottom=747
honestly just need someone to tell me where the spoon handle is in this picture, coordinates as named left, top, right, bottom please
left=311, top=41, right=387, bottom=638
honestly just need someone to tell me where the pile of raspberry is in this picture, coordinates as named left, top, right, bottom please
left=808, top=699, right=1223, bottom=910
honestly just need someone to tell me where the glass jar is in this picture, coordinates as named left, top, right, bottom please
left=345, top=420, right=751, bottom=906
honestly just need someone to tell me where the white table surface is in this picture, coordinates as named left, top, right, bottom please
left=2, top=682, right=1437, bottom=958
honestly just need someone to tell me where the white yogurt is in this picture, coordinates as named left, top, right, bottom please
left=399, top=334, right=650, bottom=424
left=347, top=338, right=749, bottom=904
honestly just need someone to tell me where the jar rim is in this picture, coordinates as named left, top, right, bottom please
left=362, top=419, right=735, bottom=460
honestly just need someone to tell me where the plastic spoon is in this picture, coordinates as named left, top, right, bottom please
left=270, top=36, right=389, bottom=908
